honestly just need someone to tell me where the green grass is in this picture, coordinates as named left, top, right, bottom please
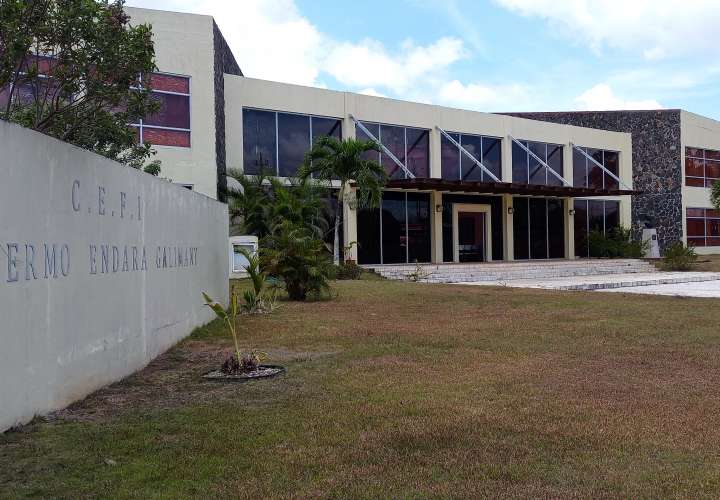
left=3, top=280, right=720, bottom=498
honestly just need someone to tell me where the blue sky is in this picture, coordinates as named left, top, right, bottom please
left=127, top=0, right=720, bottom=119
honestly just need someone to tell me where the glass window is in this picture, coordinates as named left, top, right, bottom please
left=407, top=192, right=431, bottom=262
left=460, top=135, right=483, bottom=181
left=686, top=208, right=720, bottom=247
left=512, top=142, right=528, bottom=184
left=513, top=198, right=530, bottom=260
left=357, top=192, right=431, bottom=264
left=441, top=133, right=460, bottom=180
left=548, top=199, right=565, bottom=258
left=529, top=198, right=548, bottom=259
left=573, top=146, right=621, bottom=189
left=573, top=200, right=589, bottom=258
left=243, top=109, right=342, bottom=176
left=131, top=72, right=191, bottom=148
left=441, top=133, right=502, bottom=182
left=380, top=125, right=406, bottom=180
left=482, top=138, right=502, bottom=182
left=312, top=117, right=342, bottom=143
left=574, top=199, right=623, bottom=257
left=406, top=128, right=430, bottom=178
left=278, top=113, right=311, bottom=177
left=512, top=140, right=563, bottom=186
left=243, top=109, right=276, bottom=175
left=685, top=147, right=720, bottom=188
left=357, top=122, right=429, bottom=179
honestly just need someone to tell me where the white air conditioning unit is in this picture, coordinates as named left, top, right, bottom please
left=229, top=236, right=259, bottom=278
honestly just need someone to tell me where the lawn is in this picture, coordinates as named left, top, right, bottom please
left=2, top=279, right=720, bottom=498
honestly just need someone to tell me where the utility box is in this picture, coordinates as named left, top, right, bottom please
left=642, top=228, right=661, bottom=258
left=229, top=236, right=259, bottom=278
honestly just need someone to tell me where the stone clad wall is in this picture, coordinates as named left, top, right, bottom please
left=0, top=121, right=228, bottom=432
left=504, top=110, right=683, bottom=252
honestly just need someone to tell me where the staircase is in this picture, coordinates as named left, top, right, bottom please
left=363, top=259, right=659, bottom=284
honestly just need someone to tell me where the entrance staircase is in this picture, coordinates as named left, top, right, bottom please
left=364, top=259, right=659, bottom=284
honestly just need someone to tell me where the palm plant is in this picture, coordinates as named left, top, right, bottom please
left=298, top=137, right=388, bottom=265
left=261, top=220, right=334, bottom=301
left=225, top=169, right=331, bottom=240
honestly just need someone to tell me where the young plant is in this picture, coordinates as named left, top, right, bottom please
left=202, top=291, right=242, bottom=365
left=237, top=247, right=276, bottom=313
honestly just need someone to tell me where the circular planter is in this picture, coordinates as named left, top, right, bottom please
left=202, top=364, right=285, bottom=382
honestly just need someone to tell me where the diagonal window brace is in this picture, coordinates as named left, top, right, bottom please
left=350, top=115, right=415, bottom=179
left=436, top=127, right=500, bottom=182
left=570, top=143, right=632, bottom=191
left=509, top=135, right=571, bottom=186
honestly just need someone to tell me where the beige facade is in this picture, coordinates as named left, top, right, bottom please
left=225, top=76, right=632, bottom=263
left=126, top=7, right=219, bottom=198
left=681, top=110, right=720, bottom=254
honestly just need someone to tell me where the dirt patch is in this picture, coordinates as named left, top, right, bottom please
left=45, top=342, right=337, bottom=424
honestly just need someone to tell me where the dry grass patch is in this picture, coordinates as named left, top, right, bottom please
left=2, top=279, right=720, bottom=498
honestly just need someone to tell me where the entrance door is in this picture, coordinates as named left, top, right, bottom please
left=452, top=204, right=492, bottom=262
left=458, top=212, right=485, bottom=262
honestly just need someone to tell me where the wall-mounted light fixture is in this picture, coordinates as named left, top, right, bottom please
left=569, top=209, right=576, bottom=216
left=435, top=204, right=444, bottom=213
left=507, top=207, right=514, bottom=215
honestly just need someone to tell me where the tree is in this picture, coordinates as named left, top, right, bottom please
left=712, top=180, right=720, bottom=212
left=298, top=137, right=388, bottom=265
left=0, top=0, right=161, bottom=174
left=225, top=169, right=331, bottom=240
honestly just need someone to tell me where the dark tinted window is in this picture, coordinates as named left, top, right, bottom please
left=406, top=128, right=429, bottom=178
left=357, top=207, right=381, bottom=264
left=548, top=199, right=565, bottom=258
left=278, top=113, right=310, bottom=177
left=407, top=192, right=431, bottom=262
left=441, top=134, right=460, bottom=180
left=513, top=197, right=530, bottom=260
left=461, top=134, right=483, bottom=181
left=529, top=198, right=548, bottom=259
left=243, top=109, right=276, bottom=175
left=312, top=117, right=342, bottom=143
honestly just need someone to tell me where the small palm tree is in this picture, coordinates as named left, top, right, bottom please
left=299, top=137, right=388, bottom=265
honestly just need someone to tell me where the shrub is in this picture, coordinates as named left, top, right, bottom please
left=661, top=242, right=698, bottom=271
left=588, top=226, right=647, bottom=258
left=334, top=260, right=363, bottom=280
left=261, top=221, right=334, bottom=301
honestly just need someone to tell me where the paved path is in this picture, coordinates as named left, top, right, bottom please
left=455, top=272, right=720, bottom=292
left=599, top=280, right=720, bottom=298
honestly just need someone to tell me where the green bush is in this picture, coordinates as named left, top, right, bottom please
left=661, top=242, right=698, bottom=271
left=588, top=226, right=647, bottom=258
left=261, top=221, right=334, bottom=301
left=334, top=261, right=363, bottom=280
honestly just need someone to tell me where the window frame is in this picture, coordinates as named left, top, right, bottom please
left=685, top=147, right=720, bottom=188
left=242, top=107, right=343, bottom=177
left=355, top=120, right=431, bottom=179
left=686, top=207, right=720, bottom=247
left=131, top=71, right=192, bottom=149
left=512, top=139, right=565, bottom=186
left=441, top=131, right=503, bottom=182
left=573, top=146, right=620, bottom=189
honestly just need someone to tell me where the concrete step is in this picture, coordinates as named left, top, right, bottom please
left=364, top=259, right=658, bottom=283
left=457, top=272, right=720, bottom=291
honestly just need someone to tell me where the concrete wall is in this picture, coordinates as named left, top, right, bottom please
left=681, top=110, right=720, bottom=254
left=0, top=121, right=228, bottom=432
left=126, top=7, right=220, bottom=198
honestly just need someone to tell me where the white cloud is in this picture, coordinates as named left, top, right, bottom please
left=126, top=0, right=326, bottom=86
left=574, top=84, right=662, bottom=111
left=493, top=0, right=720, bottom=60
left=358, top=88, right=388, bottom=98
left=437, top=80, right=532, bottom=111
